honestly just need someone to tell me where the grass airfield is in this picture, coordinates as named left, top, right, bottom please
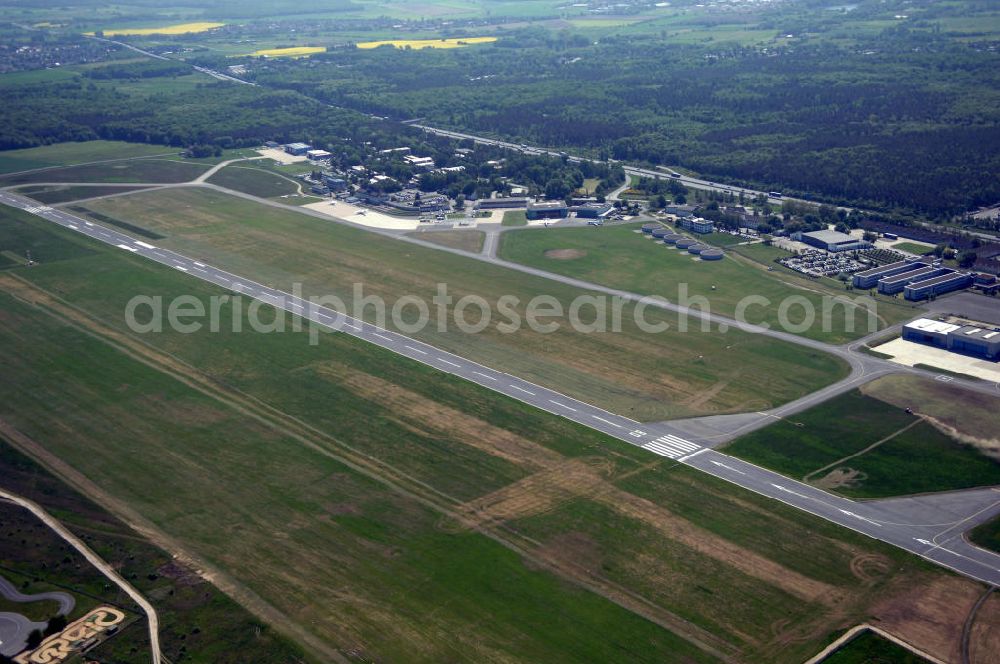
left=0, top=203, right=990, bottom=662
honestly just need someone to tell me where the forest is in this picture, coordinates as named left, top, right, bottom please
left=226, top=11, right=1000, bottom=219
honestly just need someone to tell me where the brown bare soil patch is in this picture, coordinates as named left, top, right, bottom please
left=848, top=553, right=893, bottom=586
left=812, top=467, right=867, bottom=491
left=869, top=573, right=983, bottom=663
left=537, top=531, right=604, bottom=577
left=324, top=364, right=565, bottom=470
left=456, top=457, right=614, bottom=529
left=862, top=374, right=1000, bottom=446
left=969, top=591, right=1000, bottom=664
left=543, top=248, right=587, bottom=260
left=595, top=486, right=841, bottom=605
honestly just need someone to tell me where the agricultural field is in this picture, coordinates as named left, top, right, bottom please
left=723, top=378, right=1000, bottom=499
left=250, top=46, right=326, bottom=58
left=0, top=437, right=304, bottom=663
left=206, top=164, right=300, bottom=198
left=86, top=22, right=225, bottom=36
left=499, top=223, right=919, bottom=344
left=0, top=159, right=209, bottom=186
left=408, top=229, right=484, bottom=253
left=356, top=37, right=497, bottom=49
left=76, top=186, right=850, bottom=421
left=0, top=141, right=174, bottom=175
left=0, top=207, right=992, bottom=663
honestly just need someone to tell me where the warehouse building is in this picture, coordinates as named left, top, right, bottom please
left=306, top=149, right=332, bottom=161
left=949, top=326, right=1000, bottom=360
left=903, top=319, right=1000, bottom=360
left=903, top=271, right=973, bottom=301
left=526, top=201, right=569, bottom=220
left=852, top=258, right=935, bottom=289
left=799, top=229, right=872, bottom=252
left=901, top=318, right=961, bottom=348
left=573, top=202, right=614, bottom=219
left=475, top=197, right=528, bottom=210
left=877, top=266, right=948, bottom=295
left=284, top=142, right=312, bottom=156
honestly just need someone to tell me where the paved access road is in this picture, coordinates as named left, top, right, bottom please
left=4, top=190, right=1000, bottom=588
left=0, top=575, right=75, bottom=657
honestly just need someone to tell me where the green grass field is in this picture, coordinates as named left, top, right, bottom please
left=823, top=630, right=930, bottom=664
left=0, top=206, right=970, bottom=663
left=408, top=229, right=485, bottom=253
left=0, top=158, right=209, bottom=186
left=15, top=184, right=154, bottom=204
left=205, top=163, right=300, bottom=198
left=723, top=385, right=1000, bottom=498
left=77, top=187, right=849, bottom=421
left=892, top=242, right=934, bottom=256
left=970, top=516, right=1000, bottom=555
left=498, top=223, right=919, bottom=343
left=502, top=210, right=527, bottom=226
left=0, top=141, right=174, bottom=175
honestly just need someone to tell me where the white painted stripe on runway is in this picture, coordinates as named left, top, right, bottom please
left=438, top=358, right=461, bottom=368
left=591, top=415, right=623, bottom=428
left=117, top=243, right=138, bottom=252
left=373, top=333, right=392, bottom=341
left=661, top=435, right=698, bottom=451
left=174, top=265, right=188, bottom=271
left=341, top=323, right=360, bottom=331
left=510, top=385, right=535, bottom=396
left=135, top=241, right=155, bottom=249
left=473, top=371, right=497, bottom=381
left=645, top=440, right=688, bottom=456
left=549, top=400, right=577, bottom=412
left=678, top=448, right=707, bottom=463
left=194, top=261, right=205, bottom=267
left=404, top=345, right=428, bottom=355
left=642, top=442, right=682, bottom=459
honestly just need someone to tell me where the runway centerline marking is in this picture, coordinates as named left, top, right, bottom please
left=510, top=385, right=535, bottom=395
left=473, top=371, right=497, bottom=381
left=437, top=358, right=461, bottom=368
left=549, top=400, right=577, bottom=412
left=404, top=345, right=428, bottom=355
left=591, top=415, right=623, bottom=428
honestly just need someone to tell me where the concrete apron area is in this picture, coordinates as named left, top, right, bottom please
left=877, top=338, right=1000, bottom=383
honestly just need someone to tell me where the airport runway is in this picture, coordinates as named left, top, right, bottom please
left=3, top=189, right=1000, bottom=587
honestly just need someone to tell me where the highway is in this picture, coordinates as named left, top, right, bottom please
left=3, top=188, right=1000, bottom=588
left=407, top=123, right=792, bottom=206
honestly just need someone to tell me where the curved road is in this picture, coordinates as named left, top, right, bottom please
left=0, top=487, right=161, bottom=664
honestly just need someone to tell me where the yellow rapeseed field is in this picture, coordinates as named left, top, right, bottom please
left=88, top=22, right=224, bottom=36
left=250, top=46, right=327, bottom=58
left=356, top=37, right=497, bottom=50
